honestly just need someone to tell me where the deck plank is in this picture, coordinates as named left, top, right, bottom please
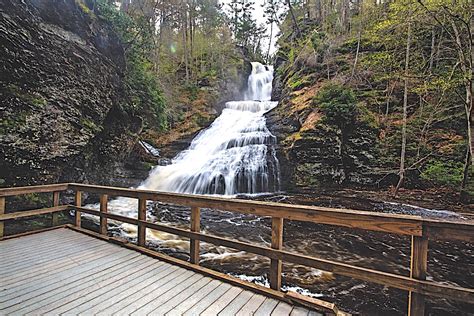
left=0, top=229, right=80, bottom=249
left=217, top=290, right=254, bottom=315
left=1, top=229, right=87, bottom=252
left=22, top=255, right=151, bottom=315
left=146, top=277, right=214, bottom=315
left=201, top=286, right=243, bottom=316
left=126, top=272, right=204, bottom=315
left=182, top=283, right=232, bottom=316
left=97, top=266, right=192, bottom=315
left=0, top=228, right=326, bottom=316
left=165, top=280, right=223, bottom=316
left=1, top=234, right=93, bottom=262
left=37, top=259, right=165, bottom=315
left=254, top=298, right=280, bottom=316
left=236, top=293, right=267, bottom=315
left=0, top=250, right=140, bottom=312
left=1, top=243, right=124, bottom=291
left=129, top=269, right=197, bottom=315
left=271, top=302, right=294, bottom=315
left=77, top=265, right=185, bottom=315
left=290, top=306, right=310, bottom=316
left=1, top=239, right=111, bottom=277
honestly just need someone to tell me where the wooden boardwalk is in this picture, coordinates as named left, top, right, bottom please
left=0, top=228, right=320, bottom=316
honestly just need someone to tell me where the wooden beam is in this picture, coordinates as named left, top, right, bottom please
left=270, top=217, right=283, bottom=290
left=70, top=205, right=474, bottom=303
left=74, top=191, right=82, bottom=227
left=52, top=191, right=60, bottom=226
left=67, top=183, right=423, bottom=236
left=0, top=197, right=4, bottom=238
left=0, top=183, right=68, bottom=197
left=100, top=194, right=108, bottom=235
left=190, top=207, right=200, bottom=264
left=137, top=198, right=147, bottom=246
left=285, top=291, right=346, bottom=315
left=0, top=205, right=69, bottom=221
left=408, top=235, right=428, bottom=316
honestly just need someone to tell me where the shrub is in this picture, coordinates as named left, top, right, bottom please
left=421, top=161, right=464, bottom=188
left=94, top=0, right=166, bottom=130
left=314, top=83, right=358, bottom=131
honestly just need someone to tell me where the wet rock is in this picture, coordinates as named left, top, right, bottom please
left=0, top=0, right=140, bottom=187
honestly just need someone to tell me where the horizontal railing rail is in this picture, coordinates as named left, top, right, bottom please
left=1, top=183, right=473, bottom=316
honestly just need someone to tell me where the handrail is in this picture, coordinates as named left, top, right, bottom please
left=71, top=205, right=474, bottom=303
left=0, top=183, right=68, bottom=197
left=68, top=183, right=474, bottom=242
left=0, top=183, right=473, bottom=316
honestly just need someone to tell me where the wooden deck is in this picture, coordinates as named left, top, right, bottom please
left=0, top=228, right=320, bottom=316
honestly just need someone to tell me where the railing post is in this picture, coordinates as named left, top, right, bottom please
left=270, top=217, right=283, bottom=291
left=74, top=191, right=82, bottom=227
left=138, top=197, right=147, bottom=246
left=0, top=197, right=5, bottom=238
left=408, top=235, right=428, bottom=316
left=99, top=194, right=108, bottom=235
left=190, top=207, right=201, bottom=264
left=52, top=191, right=60, bottom=226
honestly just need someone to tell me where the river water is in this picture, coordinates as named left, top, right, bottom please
left=89, top=62, right=473, bottom=315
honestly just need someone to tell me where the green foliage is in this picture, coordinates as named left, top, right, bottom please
left=94, top=0, right=166, bottom=130
left=421, top=161, right=464, bottom=188
left=75, top=0, right=92, bottom=15
left=314, top=83, right=358, bottom=129
left=81, top=118, right=102, bottom=133
left=5, top=84, right=47, bottom=108
left=310, top=31, right=328, bottom=55
left=0, top=110, right=28, bottom=134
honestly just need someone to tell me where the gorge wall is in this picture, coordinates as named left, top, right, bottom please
left=266, top=22, right=391, bottom=192
left=0, top=0, right=143, bottom=187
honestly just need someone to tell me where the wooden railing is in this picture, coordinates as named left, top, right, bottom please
left=1, top=183, right=473, bottom=316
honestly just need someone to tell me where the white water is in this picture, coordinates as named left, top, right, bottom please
left=91, top=61, right=280, bottom=227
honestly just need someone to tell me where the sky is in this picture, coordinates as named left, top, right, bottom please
left=219, top=0, right=280, bottom=56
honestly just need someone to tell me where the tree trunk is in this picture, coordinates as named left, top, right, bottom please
left=287, top=0, right=301, bottom=37
left=452, top=19, right=474, bottom=196
left=351, top=26, right=362, bottom=78
left=428, top=27, right=436, bottom=75
left=394, top=22, right=412, bottom=196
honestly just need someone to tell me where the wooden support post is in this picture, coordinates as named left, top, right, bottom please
left=408, top=235, right=428, bottom=316
left=138, top=198, right=147, bottom=246
left=270, top=217, right=283, bottom=291
left=99, top=194, right=108, bottom=235
left=52, top=191, right=60, bottom=226
left=0, top=197, right=5, bottom=238
left=74, top=191, right=82, bottom=227
left=190, top=207, right=201, bottom=264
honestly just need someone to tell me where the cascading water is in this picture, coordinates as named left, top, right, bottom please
left=92, top=61, right=280, bottom=222
left=140, top=61, right=280, bottom=196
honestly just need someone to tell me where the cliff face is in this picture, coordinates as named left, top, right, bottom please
left=267, top=35, right=381, bottom=192
left=0, top=0, right=143, bottom=187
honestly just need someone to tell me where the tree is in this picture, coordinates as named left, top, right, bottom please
left=394, top=20, right=412, bottom=196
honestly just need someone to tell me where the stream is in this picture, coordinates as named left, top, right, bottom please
left=87, top=62, right=473, bottom=315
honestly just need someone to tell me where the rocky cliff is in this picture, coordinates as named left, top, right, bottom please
left=267, top=25, right=381, bottom=192
left=0, top=0, right=144, bottom=187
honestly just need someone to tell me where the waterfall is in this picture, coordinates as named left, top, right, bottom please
left=139, top=62, right=280, bottom=196
left=91, top=62, right=280, bottom=222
